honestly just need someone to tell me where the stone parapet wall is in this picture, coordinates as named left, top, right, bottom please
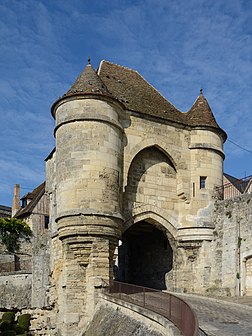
left=83, top=296, right=180, bottom=336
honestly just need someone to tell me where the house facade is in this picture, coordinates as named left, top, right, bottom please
left=13, top=182, right=50, bottom=308
left=0, top=205, right=11, bottom=218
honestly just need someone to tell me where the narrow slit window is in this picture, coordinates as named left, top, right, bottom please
left=44, top=215, right=49, bottom=229
left=193, top=182, right=195, bottom=197
left=200, top=176, right=207, bottom=189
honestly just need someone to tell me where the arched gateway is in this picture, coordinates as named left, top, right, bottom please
left=118, top=144, right=178, bottom=290
left=117, top=220, right=173, bottom=290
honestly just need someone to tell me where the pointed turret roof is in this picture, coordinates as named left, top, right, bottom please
left=51, top=60, right=116, bottom=117
left=64, top=61, right=112, bottom=97
left=186, top=90, right=221, bottom=129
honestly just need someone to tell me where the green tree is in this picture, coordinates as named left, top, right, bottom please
left=0, top=218, right=32, bottom=252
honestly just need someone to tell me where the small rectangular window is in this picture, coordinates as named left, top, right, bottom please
left=200, top=176, right=207, bottom=189
left=44, top=216, right=49, bottom=229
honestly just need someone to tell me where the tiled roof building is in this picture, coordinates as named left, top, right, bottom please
left=0, top=205, right=11, bottom=218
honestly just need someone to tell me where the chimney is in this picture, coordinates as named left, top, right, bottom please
left=12, top=184, right=21, bottom=217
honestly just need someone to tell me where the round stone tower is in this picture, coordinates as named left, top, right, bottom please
left=176, top=90, right=227, bottom=294
left=178, top=90, right=227, bottom=241
left=189, top=90, right=225, bottom=198
left=51, top=61, right=127, bottom=334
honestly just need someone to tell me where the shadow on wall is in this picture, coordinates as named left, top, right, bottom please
left=117, top=221, right=173, bottom=290
left=123, top=146, right=177, bottom=220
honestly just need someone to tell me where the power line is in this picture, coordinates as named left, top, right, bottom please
left=227, top=139, right=252, bottom=154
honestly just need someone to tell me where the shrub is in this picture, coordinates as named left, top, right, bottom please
left=2, top=312, right=16, bottom=324
left=0, top=320, right=11, bottom=331
left=15, top=323, right=25, bottom=334
left=2, top=330, right=16, bottom=336
left=17, top=314, right=31, bottom=331
left=0, top=218, right=32, bottom=252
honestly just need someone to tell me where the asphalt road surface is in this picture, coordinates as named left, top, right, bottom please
left=177, top=293, right=252, bottom=336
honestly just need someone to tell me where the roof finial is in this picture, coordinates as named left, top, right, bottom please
left=200, top=87, right=203, bottom=95
left=88, top=57, right=91, bottom=65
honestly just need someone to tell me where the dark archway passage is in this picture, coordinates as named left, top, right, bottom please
left=117, top=221, right=173, bottom=290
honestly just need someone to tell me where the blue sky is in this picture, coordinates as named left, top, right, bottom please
left=0, top=0, right=252, bottom=206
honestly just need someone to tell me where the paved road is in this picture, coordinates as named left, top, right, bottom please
left=110, top=286, right=252, bottom=335
left=176, top=293, right=252, bottom=336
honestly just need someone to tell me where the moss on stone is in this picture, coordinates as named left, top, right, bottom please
left=17, top=314, right=31, bottom=331
left=2, top=312, right=16, bottom=324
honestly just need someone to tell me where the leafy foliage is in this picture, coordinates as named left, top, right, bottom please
left=0, top=311, right=31, bottom=335
left=2, top=312, right=15, bottom=324
left=0, top=218, right=32, bottom=252
left=17, top=315, right=31, bottom=331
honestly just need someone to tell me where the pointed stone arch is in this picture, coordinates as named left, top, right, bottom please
left=123, top=144, right=183, bottom=221
left=124, top=139, right=189, bottom=204
left=124, top=139, right=178, bottom=189
left=117, top=209, right=180, bottom=290
left=123, top=205, right=179, bottom=241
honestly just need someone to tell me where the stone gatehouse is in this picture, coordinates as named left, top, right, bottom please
left=4, top=59, right=252, bottom=335
left=44, top=59, right=227, bottom=335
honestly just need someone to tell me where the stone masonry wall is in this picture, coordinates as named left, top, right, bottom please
left=0, top=273, right=31, bottom=309
left=205, top=193, right=252, bottom=296
left=174, top=193, right=252, bottom=297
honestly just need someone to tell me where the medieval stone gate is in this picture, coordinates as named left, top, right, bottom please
left=45, top=59, right=226, bottom=335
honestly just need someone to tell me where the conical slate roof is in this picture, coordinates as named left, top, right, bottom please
left=186, top=91, right=220, bottom=129
left=64, top=62, right=112, bottom=97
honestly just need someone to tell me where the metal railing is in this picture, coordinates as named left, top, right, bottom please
left=0, top=259, right=32, bottom=274
left=103, top=281, right=199, bottom=336
left=215, top=175, right=252, bottom=200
